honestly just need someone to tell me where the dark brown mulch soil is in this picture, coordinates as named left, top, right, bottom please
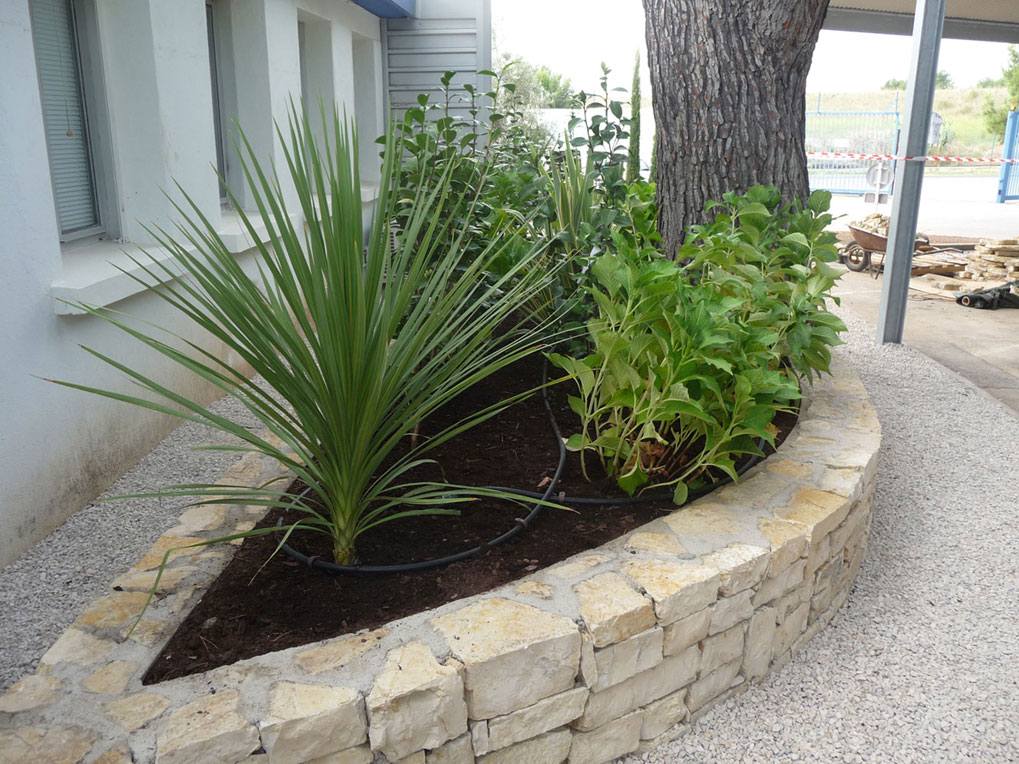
left=144, top=355, right=796, bottom=684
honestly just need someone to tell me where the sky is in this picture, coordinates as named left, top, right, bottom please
left=491, top=0, right=1015, bottom=95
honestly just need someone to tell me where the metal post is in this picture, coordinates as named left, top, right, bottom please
left=876, top=0, right=947, bottom=344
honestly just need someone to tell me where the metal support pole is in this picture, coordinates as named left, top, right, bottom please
left=876, top=0, right=947, bottom=344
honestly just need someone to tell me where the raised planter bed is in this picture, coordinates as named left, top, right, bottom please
left=0, top=354, right=880, bottom=764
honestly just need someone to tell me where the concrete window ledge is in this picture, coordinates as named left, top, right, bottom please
left=0, top=354, right=881, bottom=764
left=50, top=210, right=277, bottom=315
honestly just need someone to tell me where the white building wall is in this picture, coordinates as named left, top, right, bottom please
left=0, top=0, right=385, bottom=568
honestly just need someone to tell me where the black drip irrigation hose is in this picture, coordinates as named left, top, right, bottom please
left=280, top=360, right=779, bottom=574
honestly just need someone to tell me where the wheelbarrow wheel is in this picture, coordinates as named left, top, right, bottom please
left=844, top=244, right=871, bottom=272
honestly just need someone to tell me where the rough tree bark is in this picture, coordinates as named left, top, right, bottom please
left=642, top=0, right=830, bottom=254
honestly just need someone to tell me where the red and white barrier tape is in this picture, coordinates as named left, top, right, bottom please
left=806, top=151, right=1019, bottom=164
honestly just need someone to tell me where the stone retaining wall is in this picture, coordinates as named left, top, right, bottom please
left=0, top=356, right=880, bottom=764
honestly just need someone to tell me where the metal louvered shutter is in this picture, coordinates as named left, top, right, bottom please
left=29, top=0, right=100, bottom=235
left=383, top=1, right=491, bottom=123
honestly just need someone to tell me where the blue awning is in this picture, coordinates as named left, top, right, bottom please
left=350, top=0, right=415, bottom=18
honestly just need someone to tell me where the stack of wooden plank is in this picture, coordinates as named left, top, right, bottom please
left=959, top=238, right=1019, bottom=284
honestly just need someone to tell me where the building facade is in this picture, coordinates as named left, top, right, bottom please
left=0, top=0, right=491, bottom=568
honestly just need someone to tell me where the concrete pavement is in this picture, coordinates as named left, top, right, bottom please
left=832, top=270, right=1019, bottom=416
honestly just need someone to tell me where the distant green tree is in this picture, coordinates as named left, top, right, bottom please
left=535, top=66, right=575, bottom=108
left=935, top=70, right=954, bottom=89
left=882, top=78, right=906, bottom=90
left=626, top=52, right=642, bottom=183
left=649, top=133, right=657, bottom=184
left=982, top=45, right=1019, bottom=139
left=978, top=77, right=1005, bottom=88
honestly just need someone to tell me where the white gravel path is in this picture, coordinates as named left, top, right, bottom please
left=2, top=308, right=1017, bottom=764
left=0, top=395, right=259, bottom=691
left=624, top=308, right=1019, bottom=764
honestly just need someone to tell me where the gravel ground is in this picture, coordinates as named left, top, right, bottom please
left=2, top=308, right=1017, bottom=764
left=624, top=307, right=1019, bottom=764
left=0, top=395, right=259, bottom=690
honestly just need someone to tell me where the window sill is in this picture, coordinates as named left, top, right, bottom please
left=51, top=211, right=277, bottom=316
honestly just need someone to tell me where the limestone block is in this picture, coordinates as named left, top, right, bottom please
left=486, top=687, right=588, bottom=751
left=622, top=560, right=720, bottom=625
left=305, top=745, right=373, bottom=764
left=431, top=599, right=580, bottom=719
left=591, top=626, right=663, bottom=691
left=807, top=534, right=831, bottom=574
left=831, top=508, right=866, bottom=556
left=470, top=719, right=490, bottom=756
left=515, top=580, right=554, bottom=600
left=817, top=466, right=863, bottom=503
left=92, top=743, right=134, bottom=764
left=260, top=682, right=366, bottom=764
left=548, top=555, right=610, bottom=580
left=106, top=692, right=171, bottom=732
left=476, top=728, right=572, bottom=764
left=701, top=544, right=770, bottom=595
left=0, top=726, right=95, bottom=764
left=568, top=711, right=641, bottom=764
left=134, top=536, right=205, bottom=571
left=573, top=645, right=699, bottom=731
left=686, top=658, right=742, bottom=713
left=110, top=566, right=194, bottom=594
left=82, top=661, right=135, bottom=695
left=574, top=573, right=656, bottom=648
left=394, top=753, right=426, bottom=764
left=661, top=503, right=738, bottom=536
left=367, top=642, right=468, bottom=761
left=0, top=674, right=60, bottom=713
left=639, top=688, right=688, bottom=740
left=296, top=630, right=388, bottom=674
left=772, top=585, right=810, bottom=625
left=774, top=488, right=849, bottom=542
left=623, top=532, right=686, bottom=555
left=757, top=517, right=808, bottom=573
left=698, top=626, right=744, bottom=677
left=774, top=602, right=809, bottom=658
left=662, top=607, right=711, bottom=657
left=743, top=607, right=777, bottom=679
left=122, top=619, right=166, bottom=646
left=426, top=733, right=474, bottom=764
left=765, top=459, right=814, bottom=480
left=753, top=559, right=807, bottom=608
left=708, top=590, right=753, bottom=635
left=167, top=504, right=227, bottom=534
left=815, top=553, right=843, bottom=592
left=579, top=632, right=598, bottom=688
left=156, top=690, right=260, bottom=764
left=716, top=471, right=789, bottom=507
left=810, top=585, right=836, bottom=622
left=40, top=629, right=116, bottom=667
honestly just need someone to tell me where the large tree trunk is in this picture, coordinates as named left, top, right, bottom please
left=643, top=0, right=829, bottom=254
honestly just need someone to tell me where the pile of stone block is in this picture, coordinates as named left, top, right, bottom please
left=960, top=238, right=1019, bottom=285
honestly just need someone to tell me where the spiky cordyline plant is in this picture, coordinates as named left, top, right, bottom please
left=53, top=107, right=558, bottom=565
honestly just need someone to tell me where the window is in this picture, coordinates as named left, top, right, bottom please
left=29, top=0, right=110, bottom=239
left=206, top=1, right=228, bottom=199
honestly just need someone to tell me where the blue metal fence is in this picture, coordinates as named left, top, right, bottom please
left=805, top=109, right=900, bottom=196
left=997, top=110, right=1019, bottom=203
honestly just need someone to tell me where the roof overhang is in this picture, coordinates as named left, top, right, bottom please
left=350, top=0, right=415, bottom=18
left=826, top=1, right=1019, bottom=42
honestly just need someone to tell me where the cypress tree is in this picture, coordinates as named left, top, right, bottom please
left=626, top=51, right=642, bottom=183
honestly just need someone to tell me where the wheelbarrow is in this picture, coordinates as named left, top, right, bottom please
left=841, top=224, right=931, bottom=276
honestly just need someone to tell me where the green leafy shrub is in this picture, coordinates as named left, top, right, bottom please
left=550, top=186, right=844, bottom=502
left=681, top=186, right=846, bottom=382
